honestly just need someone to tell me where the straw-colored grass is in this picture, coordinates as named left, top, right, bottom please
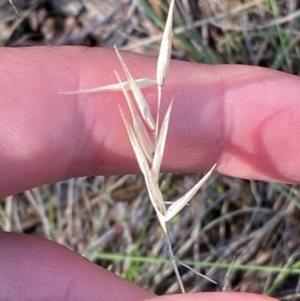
left=63, top=0, right=216, bottom=292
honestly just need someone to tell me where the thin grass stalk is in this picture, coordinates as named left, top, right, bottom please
left=178, top=261, right=218, bottom=284
left=166, top=231, right=185, bottom=293
left=8, top=0, right=18, bottom=17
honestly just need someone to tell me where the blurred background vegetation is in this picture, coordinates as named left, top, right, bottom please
left=0, top=0, right=300, bottom=298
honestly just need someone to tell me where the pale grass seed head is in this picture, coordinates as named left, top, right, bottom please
left=61, top=0, right=216, bottom=293
left=112, top=1, right=216, bottom=291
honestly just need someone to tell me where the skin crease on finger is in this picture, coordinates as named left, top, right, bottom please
left=0, top=232, right=280, bottom=301
left=0, top=46, right=300, bottom=197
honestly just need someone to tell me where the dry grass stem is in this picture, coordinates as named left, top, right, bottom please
left=166, top=233, right=186, bottom=293
left=8, top=0, right=19, bottom=17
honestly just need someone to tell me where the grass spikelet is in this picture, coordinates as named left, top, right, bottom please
left=151, top=99, right=173, bottom=178
left=164, top=163, right=217, bottom=222
left=114, top=46, right=156, bottom=131
left=119, top=106, right=166, bottom=222
left=155, top=0, right=175, bottom=136
left=115, top=71, right=155, bottom=163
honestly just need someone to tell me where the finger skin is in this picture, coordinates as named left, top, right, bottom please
left=0, top=232, right=154, bottom=301
left=0, top=232, right=279, bottom=301
left=1, top=46, right=300, bottom=198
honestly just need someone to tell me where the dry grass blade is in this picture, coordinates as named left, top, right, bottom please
left=164, top=163, right=217, bottom=222
left=156, top=0, right=175, bottom=135
left=151, top=99, right=173, bottom=178
left=60, top=78, right=157, bottom=95
left=114, top=46, right=156, bottom=131
left=115, top=71, right=155, bottom=163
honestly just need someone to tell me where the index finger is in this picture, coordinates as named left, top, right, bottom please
left=0, top=46, right=299, bottom=198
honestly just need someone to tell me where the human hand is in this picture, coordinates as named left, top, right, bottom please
left=1, top=46, right=299, bottom=300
